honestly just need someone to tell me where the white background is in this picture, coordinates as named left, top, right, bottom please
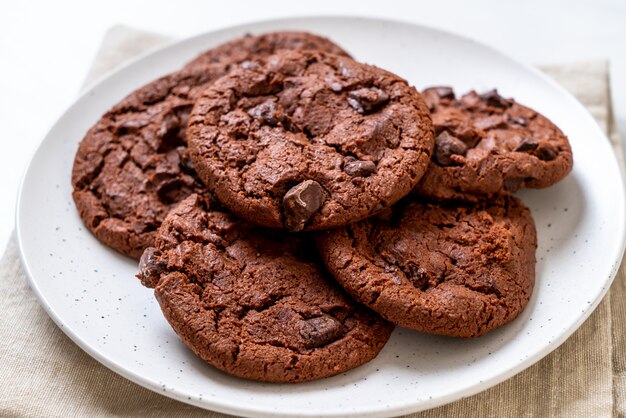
left=1, top=0, right=625, bottom=253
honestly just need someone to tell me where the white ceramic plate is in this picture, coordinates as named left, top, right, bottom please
left=16, top=16, right=626, bottom=417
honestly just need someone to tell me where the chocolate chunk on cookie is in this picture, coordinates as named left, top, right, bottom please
left=416, top=87, right=573, bottom=202
left=187, top=50, right=434, bottom=231
left=139, top=194, right=393, bottom=383
left=184, top=31, right=350, bottom=69
left=72, top=33, right=351, bottom=258
left=316, top=195, right=537, bottom=338
left=283, top=180, right=326, bottom=231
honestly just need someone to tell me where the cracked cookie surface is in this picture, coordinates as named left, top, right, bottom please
left=315, top=195, right=536, bottom=338
left=138, top=194, right=393, bottom=382
left=184, top=31, right=350, bottom=69
left=72, top=65, right=223, bottom=259
left=187, top=50, right=434, bottom=231
left=72, top=33, right=351, bottom=258
left=414, top=87, right=573, bottom=202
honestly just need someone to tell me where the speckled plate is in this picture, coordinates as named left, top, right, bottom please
left=16, top=16, right=626, bottom=417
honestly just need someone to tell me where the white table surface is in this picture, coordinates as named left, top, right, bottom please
left=1, top=0, right=625, bottom=254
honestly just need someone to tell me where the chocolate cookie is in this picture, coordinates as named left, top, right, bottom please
left=72, top=33, right=352, bottom=258
left=414, top=87, right=573, bottom=202
left=187, top=50, right=434, bottom=231
left=72, top=65, right=225, bottom=259
left=184, top=31, right=350, bottom=69
left=138, top=194, right=393, bottom=383
left=316, top=196, right=536, bottom=338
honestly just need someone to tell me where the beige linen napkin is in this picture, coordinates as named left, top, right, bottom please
left=0, top=25, right=624, bottom=418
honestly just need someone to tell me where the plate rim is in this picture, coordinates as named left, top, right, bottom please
left=15, top=14, right=626, bottom=417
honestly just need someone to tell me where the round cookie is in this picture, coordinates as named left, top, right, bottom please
left=187, top=50, right=434, bottom=231
left=316, top=196, right=537, bottom=338
left=72, top=65, right=228, bottom=259
left=414, top=87, right=573, bottom=202
left=138, top=194, right=393, bottom=383
left=184, top=31, right=350, bottom=69
left=72, top=33, right=351, bottom=259
left=72, top=65, right=223, bottom=259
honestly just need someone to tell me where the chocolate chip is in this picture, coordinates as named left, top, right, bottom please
left=347, top=87, right=389, bottom=114
left=344, top=158, right=377, bottom=177
left=434, top=131, right=467, bottom=166
left=300, top=315, right=345, bottom=349
left=423, top=86, right=455, bottom=100
left=138, top=247, right=166, bottom=288
left=460, top=91, right=481, bottom=108
left=474, top=115, right=508, bottom=131
left=248, top=100, right=279, bottom=126
left=509, top=116, right=527, bottom=126
left=283, top=180, right=325, bottom=231
left=537, top=145, right=557, bottom=161
left=325, top=77, right=343, bottom=92
left=240, top=60, right=261, bottom=71
left=407, top=262, right=429, bottom=291
left=347, top=97, right=364, bottom=113
left=480, top=89, right=511, bottom=108
left=389, top=276, right=402, bottom=285
left=514, top=137, right=539, bottom=153
left=449, top=125, right=483, bottom=148
left=338, top=61, right=351, bottom=78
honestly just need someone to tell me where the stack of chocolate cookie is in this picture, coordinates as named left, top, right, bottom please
left=71, top=32, right=573, bottom=383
